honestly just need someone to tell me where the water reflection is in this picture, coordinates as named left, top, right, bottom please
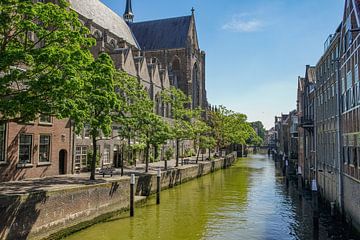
left=65, top=154, right=358, bottom=240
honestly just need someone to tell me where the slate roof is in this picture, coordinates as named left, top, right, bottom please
left=69, top=0, right=139, bottom=47
left=130, top=16, right=192, bottom=51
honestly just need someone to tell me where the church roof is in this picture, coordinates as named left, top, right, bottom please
left=130, top=16, right=192, bottom=51
left=69, top=0, right=139, bottom=48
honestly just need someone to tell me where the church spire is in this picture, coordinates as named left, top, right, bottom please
left=123, top=0, right=134, bottom=23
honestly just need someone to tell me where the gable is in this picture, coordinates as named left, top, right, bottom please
left=122, top=48, right=137, bottom=77
left=138, top=57, right=151, bottom=83
left=161, top=68, right=170, bottom=89
left=188, top=16, right=200, bottom=50
left=150, top=64, right=162, bottom=88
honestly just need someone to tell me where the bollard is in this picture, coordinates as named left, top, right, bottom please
left=311, top=179, right=319, bottom=230
left=157, top=168, right=161, bottom=205
left=330, top=201, right=335, bottom=217
left=297, top=166, right=303, bottom=196
left=285, top=160, right=289, bottom=187
left=130, top=174, right=135, bottom=217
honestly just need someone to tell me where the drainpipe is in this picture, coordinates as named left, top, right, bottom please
left=71, top=119, right=76, bottom=174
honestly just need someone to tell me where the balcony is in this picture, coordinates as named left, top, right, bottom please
left=300, top=117, right=314, bottom=129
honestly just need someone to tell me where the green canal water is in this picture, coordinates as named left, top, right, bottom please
left=65, top=154, right=357, bottom=240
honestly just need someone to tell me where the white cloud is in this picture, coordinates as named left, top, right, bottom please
left=222, top=14, right=265, bottom=33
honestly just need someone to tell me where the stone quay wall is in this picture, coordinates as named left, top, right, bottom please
left=136, top=153, right=237, bottom=196
left=0, top=178, right=131, bottom=240
left=0, top=152, right=237, bottom=240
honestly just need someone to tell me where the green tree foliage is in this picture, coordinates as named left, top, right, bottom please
left=141, top=113, right=173, bottom=172
left=250, top=121, right=266, bottom=143
left=162, top=87, right=194, bottom=167
left=208, top=105, right=261, bottom=151
left=77, top=53, right=118, bottom=180
left=0, top=0, right=94, bottom=123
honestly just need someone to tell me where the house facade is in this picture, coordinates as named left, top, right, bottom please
left=339, top=0, right=360, bottom=229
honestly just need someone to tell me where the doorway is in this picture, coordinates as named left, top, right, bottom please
left=59, top=149, right=67, bottom=175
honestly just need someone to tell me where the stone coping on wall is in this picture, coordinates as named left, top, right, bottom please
left=0, top=175, right=130, bottom=196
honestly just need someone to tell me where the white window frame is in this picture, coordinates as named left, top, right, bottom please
left=39, top=134, right=51, bottom=164
left=39, top=115, right=52, bottom=124
left=75, top=146, right=88, bottom=169
left=102, top=145, right=111, bottom=166
left=19, top=134, right=33, bottom=164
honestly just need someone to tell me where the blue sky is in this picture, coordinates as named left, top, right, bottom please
left=102, top=0, right=344, bottom=129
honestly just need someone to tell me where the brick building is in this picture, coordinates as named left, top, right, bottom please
left=314, top=25, right=341, bottom=208
left=0, top=0, right=208, bottom=181
left=339, top=0, right=360, bottom=229
left=298, top=66, right=316, bottom=186
left=0, top=117, right=72, bottom=182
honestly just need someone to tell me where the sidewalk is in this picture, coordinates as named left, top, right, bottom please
left=0, top=154, right=215, bottom=196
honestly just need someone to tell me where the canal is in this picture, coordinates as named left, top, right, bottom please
left=65, top=154, right=358, bottom=240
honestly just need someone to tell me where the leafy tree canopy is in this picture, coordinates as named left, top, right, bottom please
left=0, top=0, right=95, bottom=123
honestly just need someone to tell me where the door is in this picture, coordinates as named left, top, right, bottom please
left=59, top=149, right=67, bottom=175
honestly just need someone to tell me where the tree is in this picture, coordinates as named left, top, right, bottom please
left=113, top=71, right=153, bottom=174
left=199, top=135, right=216, bottom=161
left=208, top=105, right=233, bottom=151
left=76, top=53, right=118, bottom=180
left=191, top=110, right=211, bottom=163
left=141, top=113, right=173, bottom=172
left=208, top=106, right=261, bottom=154
left=0, top=0, right=94, bottom=123
left=162, top=87, right=194, bottom=167
left=250, top=121, right=266, bottom=144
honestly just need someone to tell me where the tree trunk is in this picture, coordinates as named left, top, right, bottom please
left=154, top=145, right=159, bottom=161
left=176, top=139, right=179, bottom=167
left=208, top=147, right=211, bottom=161
left=90, top=136, right=97, bottom=180
left=127, top=136, right=131, bottom=165
left=145, top=142, right=150, bottom=173
left=196, top=147, right=200, bottom=164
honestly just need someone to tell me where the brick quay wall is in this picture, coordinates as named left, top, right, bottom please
left=0, top=153, right=237, bottom=240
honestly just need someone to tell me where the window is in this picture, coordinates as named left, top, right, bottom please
left=102, top=145, right=110, bottom=165
left=39, top=115, right=51, bottom=124
left=19, top=134, right=32, bottom=164
left=84, top=125, right=91, bottom=138
left=75, top=146, right=88, bottom=168
left=0, top=124, right=5, bottom=163
left=39, top=135, right=51, bottom=163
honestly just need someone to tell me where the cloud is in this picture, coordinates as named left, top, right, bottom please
left=222, top=14, right=265, bottom=33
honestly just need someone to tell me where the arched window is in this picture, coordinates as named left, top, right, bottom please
left=93, top=30, right=102, bottom=40
left=109, top=39, right=116, bottom=49
left=192, top=63, right=200, bottom=108
left=169, top=57, right=181, bottom=88
left=155, top=94, right=162, bottom=116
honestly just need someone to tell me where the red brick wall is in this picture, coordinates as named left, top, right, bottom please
left=0, top=118, right=72, bottom=182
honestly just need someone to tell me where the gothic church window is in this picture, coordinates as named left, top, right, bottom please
left=192, top=63, right=200, bottom=108
left=170, top=58, right=181, bottom=88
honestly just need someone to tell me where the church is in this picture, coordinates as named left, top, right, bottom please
left=70, top=0, right=208, bottom=172
left=0, top=0, right=208, bottom=181
left=70, top=0, right=207, bottom=111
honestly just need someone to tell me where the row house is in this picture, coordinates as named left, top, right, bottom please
left=293, top=0, right=360, bottom=230
left=338, top=0, right=360, bottom=229
left=298, top=65, right=316, bottom=187
left=314, top=26, right=341, bottom=208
